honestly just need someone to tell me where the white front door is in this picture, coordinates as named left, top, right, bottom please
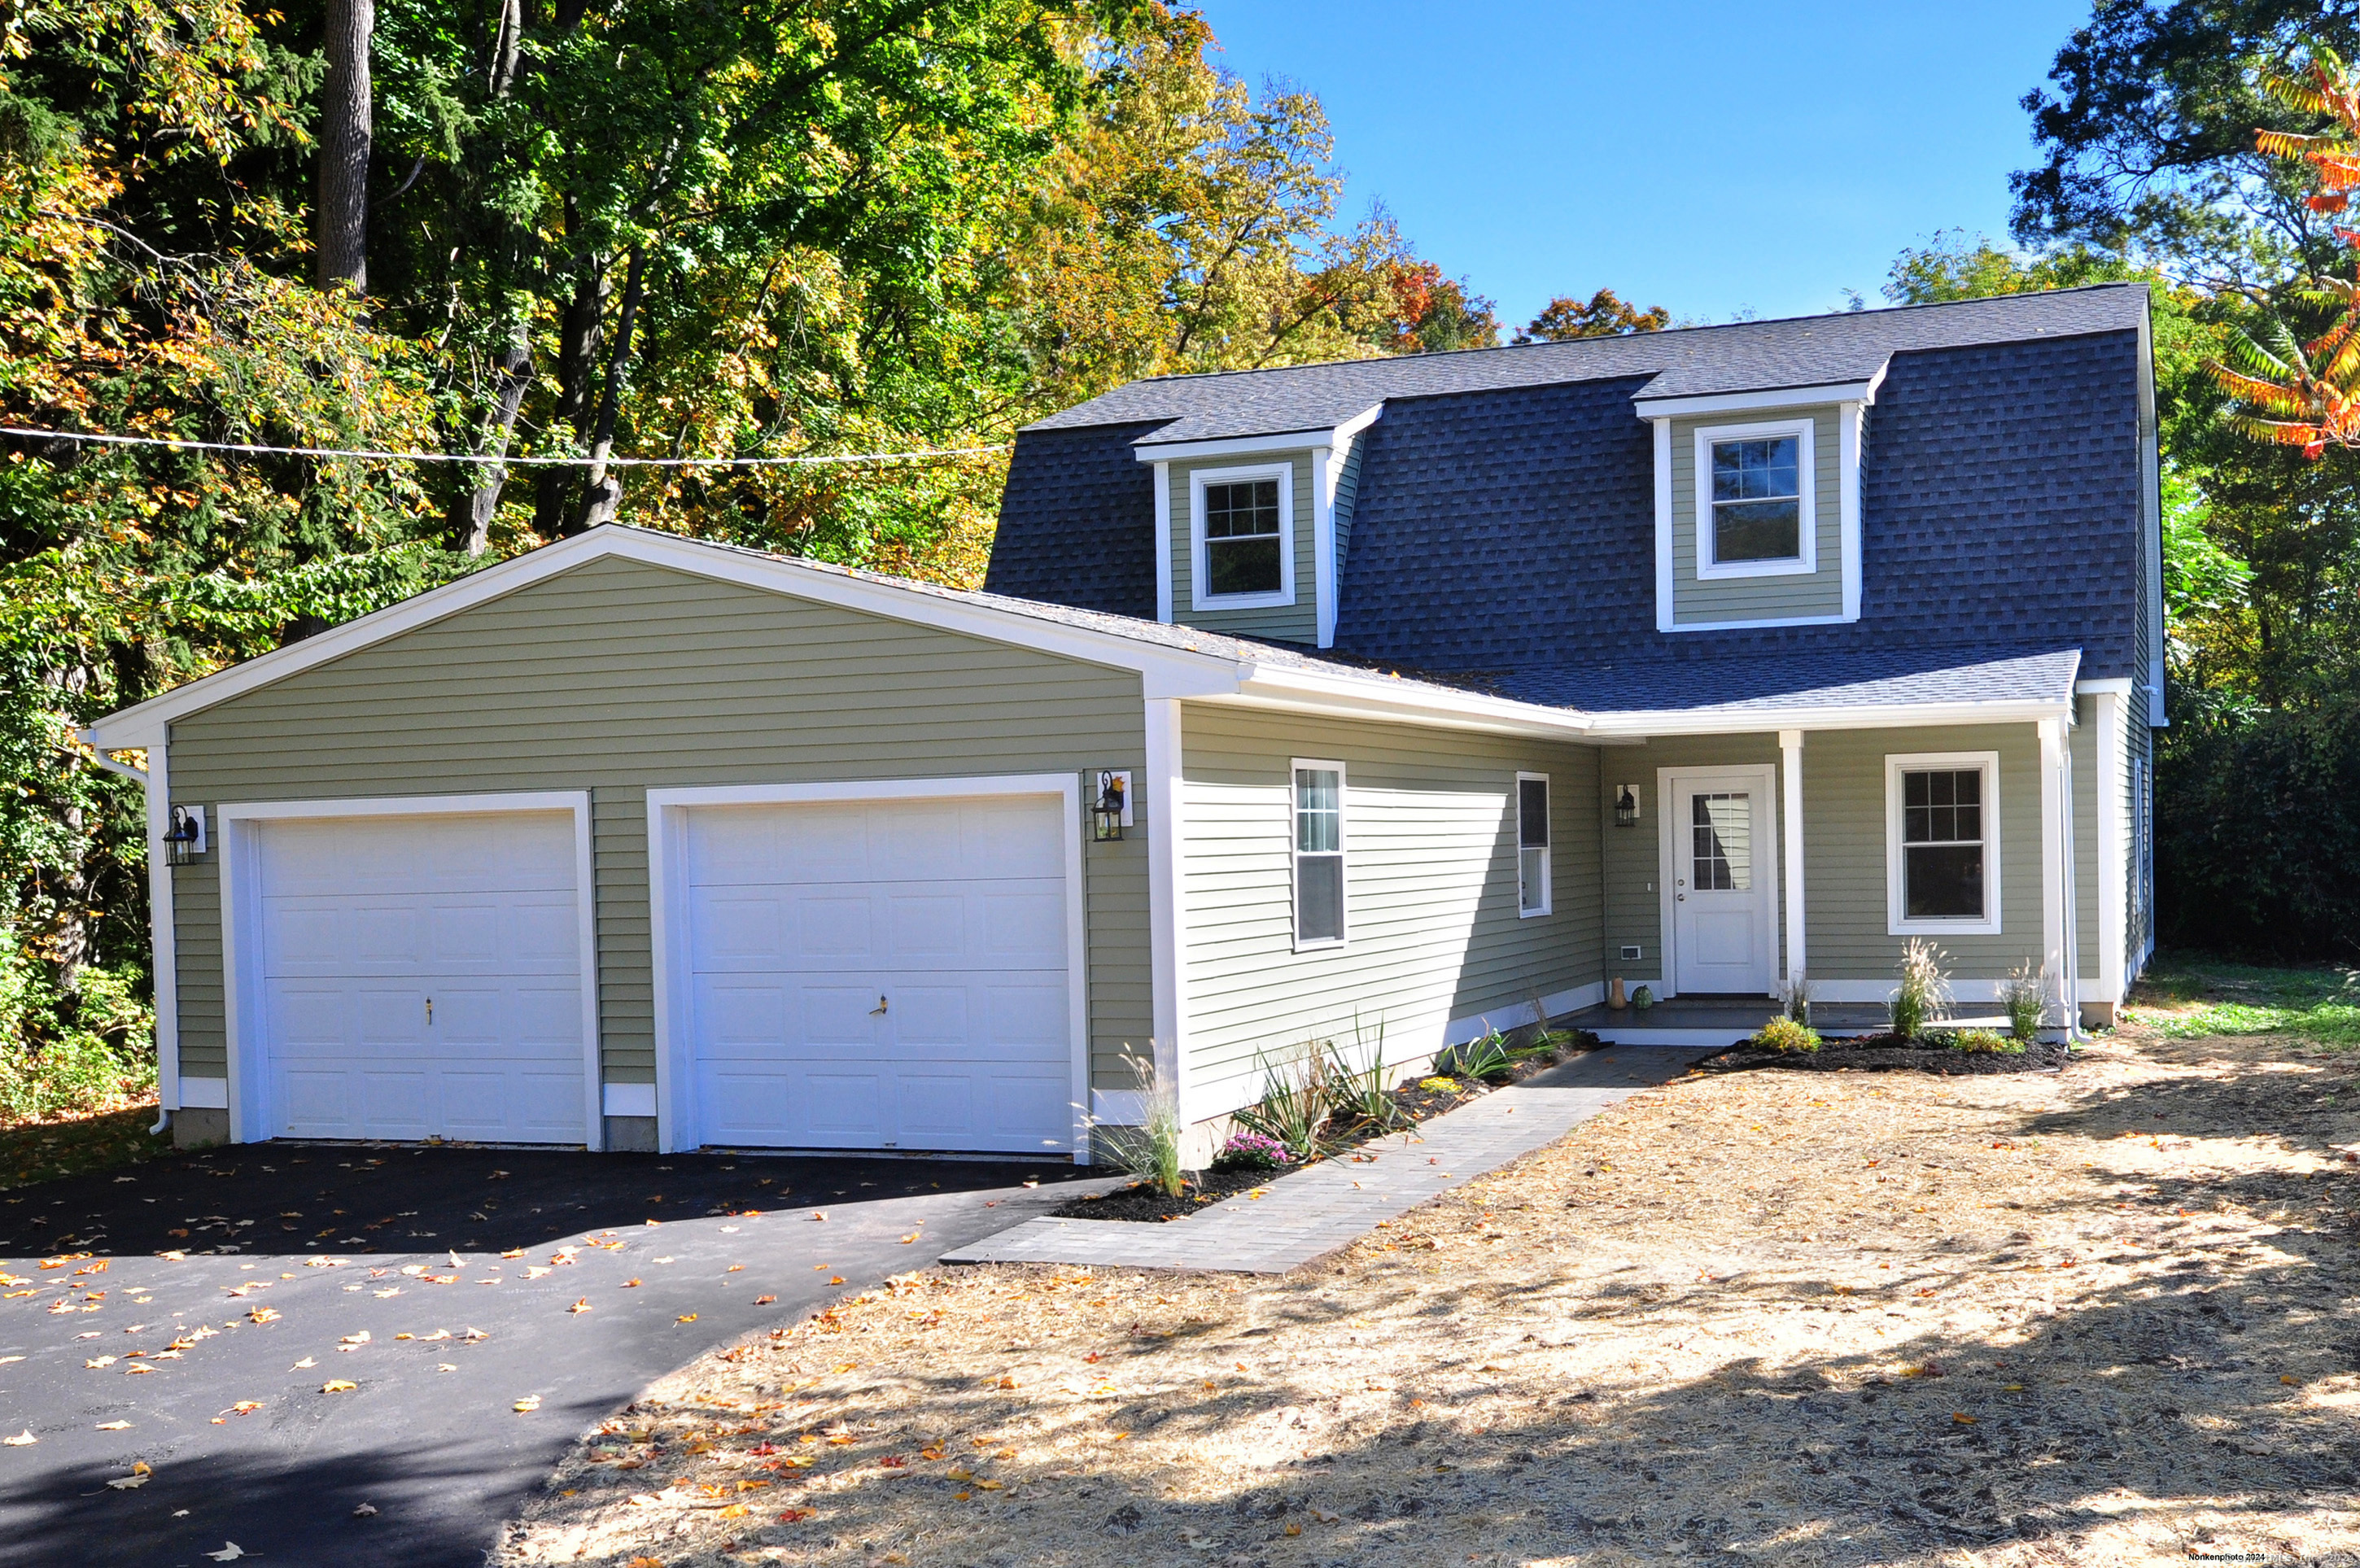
left=1667, top=772, right=1777, bottom=995
left=680, top=793, right=1074, bottom=1153
left=256, top=811, right=588, bottom=1142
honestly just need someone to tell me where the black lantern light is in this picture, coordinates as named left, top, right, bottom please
left=164, top=803, right=207, bottom=866
left=1614, top=784, right=1641, bottom=828
left=1092, top=770, right=1130, bottom=842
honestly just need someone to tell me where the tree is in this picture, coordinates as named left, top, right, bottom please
left=1514, top=287, right=1668, bottom=342
left=313, top=0, right=371, bottom=293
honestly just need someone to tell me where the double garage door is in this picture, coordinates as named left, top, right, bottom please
left=246, top=792, right=1074, bottom=1154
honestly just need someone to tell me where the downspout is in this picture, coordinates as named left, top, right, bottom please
left=75, top=732, right=175, bottom=1135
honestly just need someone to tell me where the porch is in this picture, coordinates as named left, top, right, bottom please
left=1554, top=994, right=2009, bottom=1049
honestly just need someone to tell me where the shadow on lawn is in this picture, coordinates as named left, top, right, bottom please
left=513, top=1044, right=2360, bottom=1567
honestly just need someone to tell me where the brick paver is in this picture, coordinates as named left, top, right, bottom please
left=941, top=1046, right=1707, bottom=1275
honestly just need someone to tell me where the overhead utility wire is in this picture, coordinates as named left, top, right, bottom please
left=0, top=426, right=1008, bottom=468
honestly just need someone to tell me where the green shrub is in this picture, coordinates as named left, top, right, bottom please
left=1888, top=939, right=1952, bottom=1042
left=1750, top=1015, right=1821, bottom=1054
left=1233, top=1048, right=1333, bottom=1163
left=1104, top=1090, right=1187, bottom=1198
left=1951, top=1029, right=2026, bottom=1055
left=1324, top=1015, right=1400, bottom=1132
left=2000, top=961, right=2046, bottom=1044
left=1435, top=1030, right=1515, bottom=1083
left=0, top=957, right=156, bottom=1125
left=1781, top=972, right=1812, bottom=1028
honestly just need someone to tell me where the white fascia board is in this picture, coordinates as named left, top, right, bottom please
left=1585, top=696, right=2071, bottom=738
left=87, top=526, right=1250, bottom=743
left=2074, top=677, right=2134, bottom=695
left=1631, top=368, right=1887, bottom=421
left=1227, top=665, right=1595, bottom=738
left=1130, top=407, right=1381, bottom=465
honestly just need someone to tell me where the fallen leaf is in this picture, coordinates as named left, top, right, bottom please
left=94, top=1421, right=130, bottom=1431
left=84, top=1356, right=116, bottom=1369
left=352, top=1503, right=378, bottom=1518
left=107, top=1474, right=147, bottom=1490
left=2283, top=1374, right=2300, bottom=1386
left=900, top=1233, right=920, bottom=1245
left=204, top=1544, right=247, bottom=1561
left=676, top=1313, right=697, bottom=1324
left=461, top=1327, right=489, bottom=1340
left=1, top=1431, right=33, bottom=1446
left=620, top=1278, right=641, bottom=1288
left=568, top=1299, right=592, bottom=1314
left=1285, top=1522, right=1302, bottom=1536
left=514, top=1395, right=540, bottom=1413
left=811, top=1211, right=827, bottom=1222
left=754, top=1295, right=775, bottom=1305
left=247, top=1308, right=279, bottom=1325
left=1951, top=1413, right=1978, bottom=1425
left=828, top=1276, right=844, bottom=1285
left=291, top=1357, right=317, bottom=1369
left=500, top=1248, right=525, bottom=1260
left=339, top=1330, right=370, bottom=1346
left=231, top=1401, right=264, bottom=1415
left=321, top=1380, right=357, bottom=1394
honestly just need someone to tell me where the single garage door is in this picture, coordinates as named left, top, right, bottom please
left=684, top=794, right=1073, bottom=1153
left=257, top=811, right=588, bottom=1142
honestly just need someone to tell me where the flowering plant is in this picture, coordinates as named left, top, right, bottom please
left=1209, top=1131, right=1296, bottom=1172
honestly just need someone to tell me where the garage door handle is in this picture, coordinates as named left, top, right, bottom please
left=869, top=996, right=888, bottom=1015
left=425, top=997, right=433, bottom=1024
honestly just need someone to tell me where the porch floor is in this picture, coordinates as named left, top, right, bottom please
left=1556, top=995, right=2006, bottom=1048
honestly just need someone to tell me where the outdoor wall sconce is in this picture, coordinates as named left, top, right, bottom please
left=1092, top=770, right=1133, bottom=842
left=164, top=803, right=208, bottom=866
left=1614, top=784, right=1641, bottom=828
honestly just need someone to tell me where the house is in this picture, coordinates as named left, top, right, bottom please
left=86, top=284, right=2160, bottom=1159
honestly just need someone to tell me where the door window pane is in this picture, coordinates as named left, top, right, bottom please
left=1709, top=436, right=1802, bottom=562
left=1204, top=479, right=1283, bottom=596
left=1690, top=792, right=1750, bottom=892
left=1900, top=767, right=1986, bottom=919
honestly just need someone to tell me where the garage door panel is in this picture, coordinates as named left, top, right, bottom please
left=681, top=793, right=1074, bottom=1152
left=253, top=810, right=585, bottom=1144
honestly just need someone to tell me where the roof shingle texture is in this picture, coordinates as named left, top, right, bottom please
left=1025, top=284, right=2147, bottom=443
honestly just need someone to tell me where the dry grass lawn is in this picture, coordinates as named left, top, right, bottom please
left=495, top=1024, right=2360, bottom=1567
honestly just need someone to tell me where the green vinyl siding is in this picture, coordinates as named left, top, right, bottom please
left=1169, top=452, right=1318, bottom=645
left=1670, top=406, right=1844, bottom=627
left=1178, top=705, right=1601, bottom=1112
left=1598, top=733, right=1785, bottom=987
left=164, top=554, right=1152, bottom=1090
left=1801, top=723, right=2044, bottom=980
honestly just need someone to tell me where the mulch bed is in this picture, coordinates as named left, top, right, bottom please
left=1698, top=1031, right=2071, bottom=1075
left=1053, top=1033, right=1599, bottom=1223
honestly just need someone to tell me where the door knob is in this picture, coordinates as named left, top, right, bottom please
left=869, top=996, right=888, bottom=1015
left=1676, top=893, right=1686, bottom=902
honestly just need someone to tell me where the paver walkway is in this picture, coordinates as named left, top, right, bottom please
left=942, top=1046, right=1707, bottom=1274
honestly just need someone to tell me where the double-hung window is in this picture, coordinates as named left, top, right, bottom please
left=1191, top=464, right=1293, bottom=607
left=1516, top=773, right=1550, bottom=916
left=1886, top=752, right=2001, bottom=934
left=1694, top=417, right=1815, bottom=577
left=1292, top=761, right=1345, bottom=947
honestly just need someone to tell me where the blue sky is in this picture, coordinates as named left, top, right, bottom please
left=1190, top=0, right=2094, bottom=329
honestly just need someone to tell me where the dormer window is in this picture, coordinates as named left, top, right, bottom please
left=1188, top=462, right=1295, bottom=609
left=1695, top=417, right=1816, bottom=579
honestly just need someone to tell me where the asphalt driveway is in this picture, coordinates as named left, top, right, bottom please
left=0, top=1142, right=1097, bottom=1566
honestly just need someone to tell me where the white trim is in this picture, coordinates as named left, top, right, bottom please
left=1652, top=418, right=1675, bottom=632
left=1143, top=699, right=1187, bottom=1111
left=147, top=740, right=181, bottom=1116
left=1152, top=460, right=1173, bottom=624
left=1444, top=982, right=1599, bottom=1048
left=641, top=772, right=1090, bottom=1159
left=1884, top=752, right=2003, bottom=937
left=178, top=1076, right=228, bottom=1108
left=2093, top=691, right=2127, bottom=1005
left=1515, top=771, right=1552, bottom=919
left=1838, top=400, right=1864, bottom=621
left=214, top=790, right=603, bottom=1150
left=1289, top=757, right=1348, bottom=952
left=1664, top=610, right=1857, bottom=634
left=1657, top=763, right=1781, bottom=999
left=1631, top=369, right=1887, bottom=421
left=1311, top=443, right=1337, bottom=648
left=1694, top=417, right=1817, bottom=579
left=1584, top=693, right=2071, bottom=738
left=2039, top=718, right=2067, bottom=1024
left=2074, top=677, right=2133, bottom=695
left=1188, top=462, right=1296, bottom=611
left=601, top=1082, right=656, bottom=1118
left=2057, top=714, right=2082, bottom=1033
left=1779, top=729, right=1806, bottom=988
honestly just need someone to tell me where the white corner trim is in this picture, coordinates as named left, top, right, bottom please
left=2039, top=718, right=2067, bottom=1013
left=1631, top=367, right=1887, bottom=421
left=642, top=772, right=1089, bottom=1159
left=1652, top=417, right=1674, bottom=632
left=1693, top=417, right=1817, bottom=579
left=1311, top=443, right=1337, bottom=649
left=146, top=738, right=181, bottom=1116
left=1779, top=730, right=1806, bottom=987
left=1143, top=698, right=1187, bottom=1114
left=213, top=790, right=603, bottom=1151
left=602, top=1082, right=657, bottom=1118
left=1838, top=400, right=1864, bottom=621
left=1187, top=461, right=1296, bottom=612
left=2093, top=690, right=2126, bottom=1004
left=1884, top=751, right=2003, bottom=937
left=1152, top=460, right=1173, bottom=624
left=178, top=1076, right=229, bottom=1108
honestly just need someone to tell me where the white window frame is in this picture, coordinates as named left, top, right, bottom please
left=1515, top=771, right=1551, bottom=918
left=1886, top=750, right=2003, bottom=936
left=1290, top=757, right=1347, bottom=951
left=1694, top=416, right=1816, bottom=579
left=1191, top=461, right=1296, bottom=610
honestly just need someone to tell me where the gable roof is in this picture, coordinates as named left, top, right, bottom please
left=1023, top=284, right=2148, bottom=446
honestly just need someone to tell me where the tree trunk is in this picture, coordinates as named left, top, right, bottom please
left=460, top=334, right=532, bottom=553
left=533, top=245, right=610, bottom=535
left=572, top=245, right=648, bottom=533
left=315, top=0, right=374, bottom=294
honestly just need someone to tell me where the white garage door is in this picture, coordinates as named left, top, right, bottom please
left=257, top=811, right=588, bottom=1143
left=684, top=794, right=1073, bottom=1153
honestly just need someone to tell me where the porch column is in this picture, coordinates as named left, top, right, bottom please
left=1780, top=728, right=1805, bottom=994
left=2039, top=715, right=2069, bottom=1033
